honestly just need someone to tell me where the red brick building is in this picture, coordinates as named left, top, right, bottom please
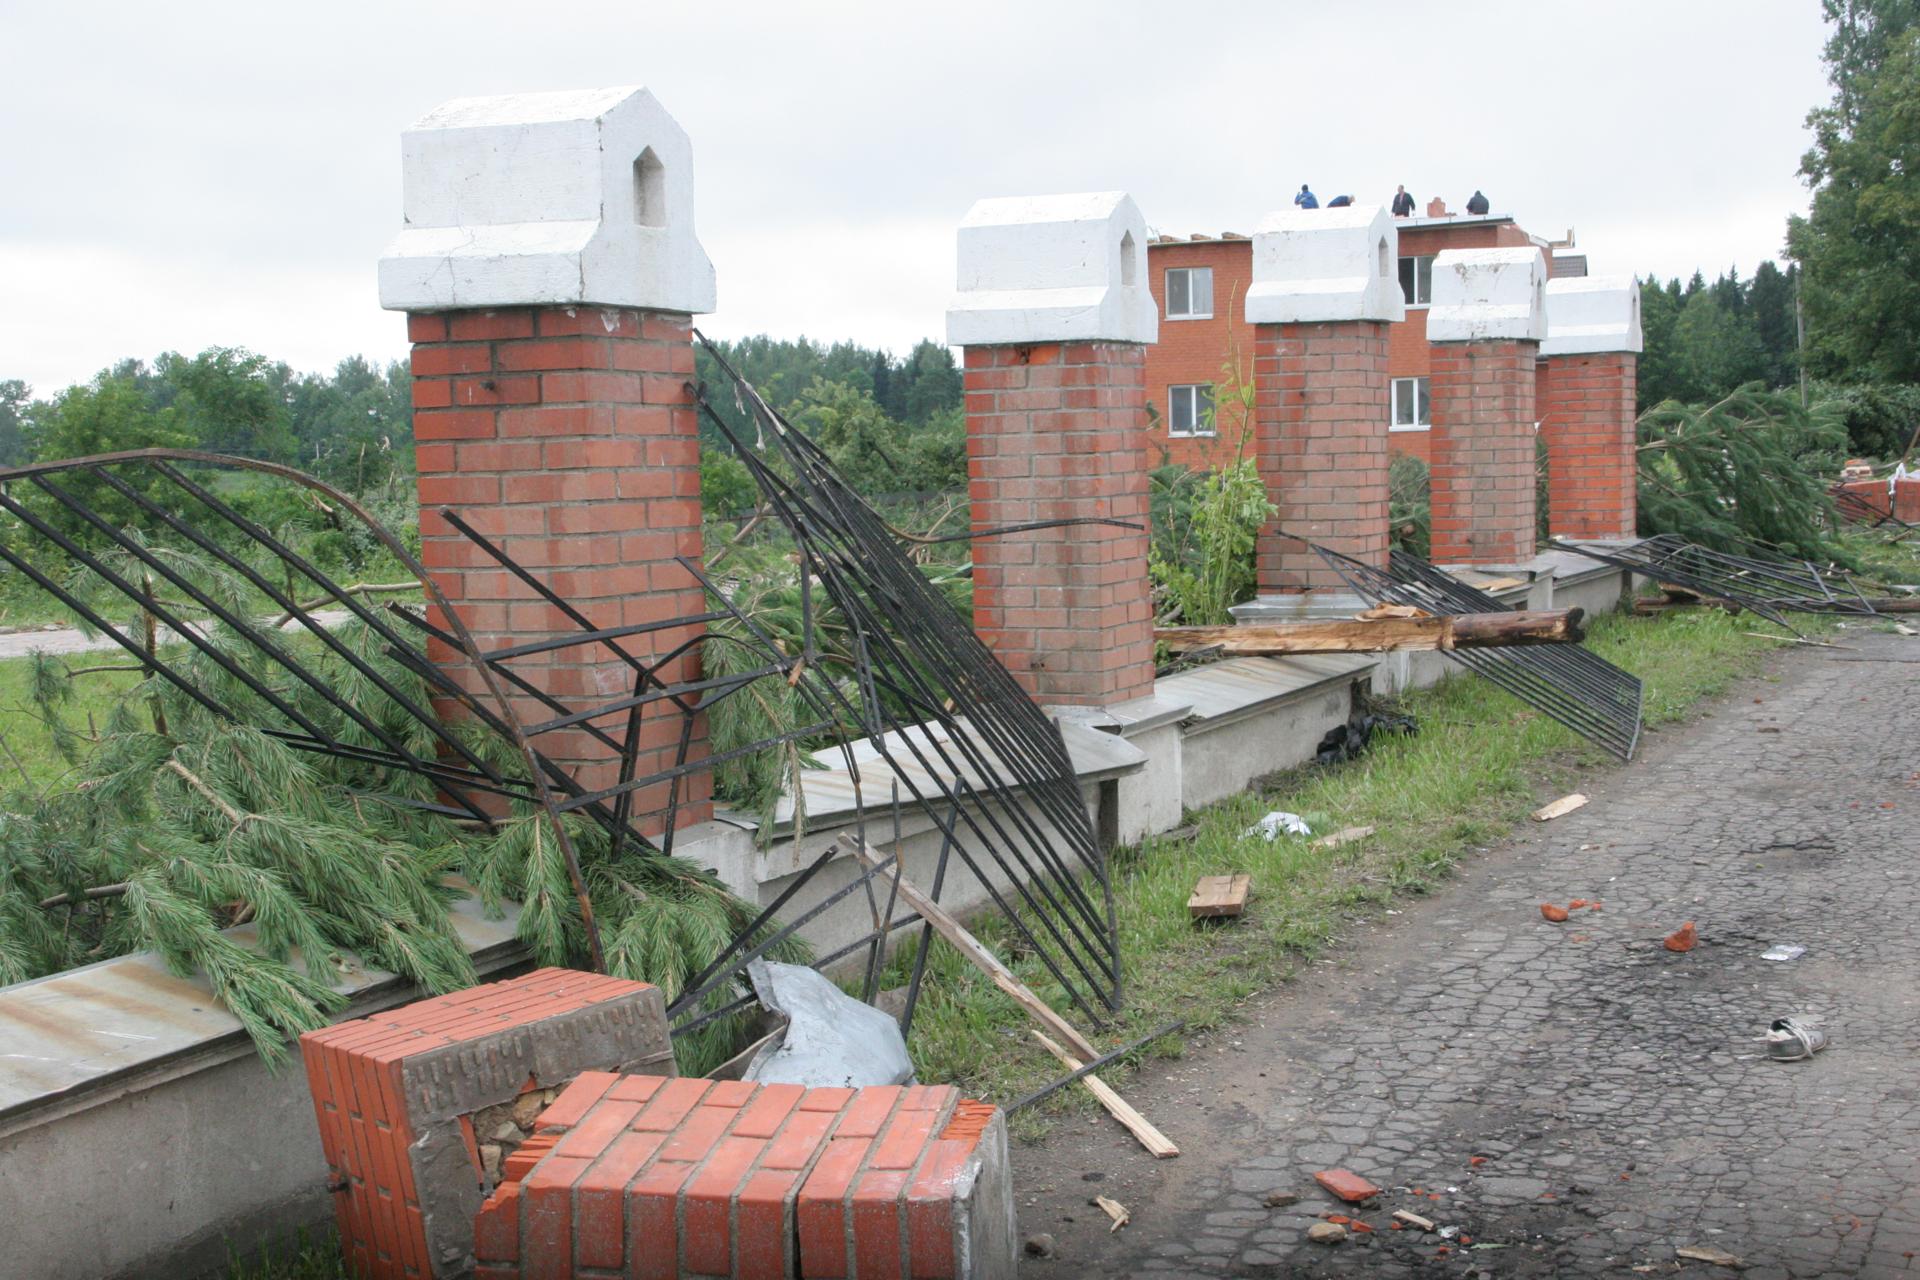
left=1144, top=203, right=1577, bottom=469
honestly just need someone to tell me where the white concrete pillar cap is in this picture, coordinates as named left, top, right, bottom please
left=378, top=85, right=716, bottom=315
left=945, top=192, right=1156, bottom=346
left=1542, top=274, right=1643, bottom=356
left=1427, top=247, right=1547, bottom=343
left=1244, top=205, right=1405, bottom=325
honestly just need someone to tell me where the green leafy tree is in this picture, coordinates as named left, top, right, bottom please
left=159, top=347, right=296, bottom=461
left=1748, top=260, right=1801, bottom=388
left=1672, top=288, right=1768, bottom=402
left=1788, top=3, right=1920, bottom=381
left=0, top=380, right=34, bottom=466
left=1637, top=279, right=1684, bottom=409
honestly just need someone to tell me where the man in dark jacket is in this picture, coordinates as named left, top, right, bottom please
left=1391, top=185, right=1415, bottom=217
left=1294, top=184, right=1319, bottom=209
left=1466, top=189, right=1490, bottom=215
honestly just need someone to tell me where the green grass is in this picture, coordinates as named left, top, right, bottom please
left=891, top=606, right=1810, bottom=1135
left=225, top=1229, right=347, bottom=1280
left=0, top=649, right=145, bottom=792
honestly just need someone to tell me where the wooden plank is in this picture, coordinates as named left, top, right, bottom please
left=1155, top=608, right=1584, bottom=657
left=1032, top=1030, right=1180, bottom=1159
left=1187, top=874, right=1252, bottom=919
left=1531, top=793, right=1589, bottom=822
left=839, top=836, right=1100, bottom=1062
left=1313, top=825, right=1376, bottom=850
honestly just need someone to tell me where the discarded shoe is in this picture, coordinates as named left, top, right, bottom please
left=1764, top=1017, right=1829, bottom=1061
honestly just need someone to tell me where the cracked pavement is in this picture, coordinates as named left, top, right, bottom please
left=1014, top=629, right=1920, bottom=1277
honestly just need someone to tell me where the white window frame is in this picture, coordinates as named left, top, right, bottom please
left=1397, top=254, right=1435, bottom=308
left=1164, top=266, right=1214, bottom=320
left=1390, top=376, right=1431, bottom=432
left=1168, top=383, right=1216, bottom=437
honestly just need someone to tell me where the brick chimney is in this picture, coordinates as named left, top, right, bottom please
left=946, top=193, right=1157, bottom=707
left=1540, top=275, right=1643, bottom=540
left=1425, top=247, right=1549, bottom=565
left=379, top=86, right=717, bottom=828
left=1235, top=203, right=1403, bottom=618
left=1426, top=197, right=1449, bottom=218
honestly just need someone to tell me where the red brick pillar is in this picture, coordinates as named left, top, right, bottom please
left=406, top=306, right=711, bottom=823
left=1252, top=322, right=1392, bottom=590
left=1539, top=276, right=1643, bottom=540
left=377, top=86, right=719, bottom=826
left=1426, top=247, right=1547, bottom=565
left=1538, top=352, right=1637, bottom=539
left=947, top=193, right=1157, bottom=706
left=1241, top=205, right=1402, bottom=602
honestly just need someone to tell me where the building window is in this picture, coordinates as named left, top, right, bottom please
left=1169, top=384, right=1216, bottom=437
left=1165, top=267, right=1213, bottom=319
left=1397, top=254, right=1435, bottom=307
left=1391, top=376, right=1430, bottom=430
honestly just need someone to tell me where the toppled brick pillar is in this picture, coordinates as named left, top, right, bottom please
left=472, top=1073, right=1015, bottom=1279
left=377, top=86, right=717, bottom=827
left=1240, top=204, right=1403, bottom=609
left=299, top=968, right=675, bottom=1279
left=1426, top=247, right=1548, bottom=565
left=1540, top=275, right=1643, bottom=540
left=946, top=192, right=1157, bottom=707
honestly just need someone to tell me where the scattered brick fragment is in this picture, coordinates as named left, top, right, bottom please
left=1470, top=1156, right=1487, bottom=1166
left=1664, top=921, right=1698, bottom=952
left=1540, top=903, right=1570, bottom=922
left=1313, top=1169, right=1382, bottom=1203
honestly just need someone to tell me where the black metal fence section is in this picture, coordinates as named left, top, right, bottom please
left=1550, top=534, right=1878, bottom=628
left=690, top=330, right=1123, bottom=1020
left=1314, top=543, right=1644, bottom=762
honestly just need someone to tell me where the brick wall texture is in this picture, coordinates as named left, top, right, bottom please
left=472, top=1073, right=1015, bottom=1279
left=1539, top=352, right=1637, bottom=540
left=963, top=342, right=1154, bottom=706
left=300, top=968, right=675, bottom=1279
left=1252, top=320, right=1392, bottom=591
left=407, top=306, right=710, bottom=828
left=1429, top=339, right=1540, bottom=564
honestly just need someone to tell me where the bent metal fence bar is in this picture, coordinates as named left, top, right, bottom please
left=1551, top=534, right=1879, bottom=630
left=0, top=394, right=1124, bottom=1045
left=1314, top=542, right=1645, bottom=762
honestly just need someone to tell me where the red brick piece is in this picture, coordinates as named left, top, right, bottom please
left=961, top=341, right=1154, bottom=706
left=299, top=968, right=674, bottom=1279
left=470, top=1074, right=1016, bottom=1278
left=1315, top=1168, right=1383, bottom=1203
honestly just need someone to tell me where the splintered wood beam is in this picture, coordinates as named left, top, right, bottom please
left=1155, top=608, right=1586, bottom=656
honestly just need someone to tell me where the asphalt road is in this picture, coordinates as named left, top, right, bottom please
left=1014, top=629, right=1920, bottom=1278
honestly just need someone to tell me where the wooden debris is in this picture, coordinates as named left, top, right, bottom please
left=1472, top=575, right=1527, bottom=592
left=1156, top=608, right=1585, bottom=657
left=841, top=837, right=1099, bottom=1062
left=1531, top=793, right=1589, bottom=822
left=1357, top=603, right=1427, bottom=620
left=1314, top=825, right=1376, bottom=850
left=1094, top=1195, right=1131, bottom=1232
left=1393, top=1210, right=1436, bottom=1232
left=1188, top=874, right=1252, bottom=919
left=1032, top=1031, right=1179, bottom=1159
left=1676, top=1244, right=1746, bottom=1269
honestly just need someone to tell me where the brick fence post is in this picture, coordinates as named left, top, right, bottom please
left=378, top=87, right=717, bottom=826
left=1540, top=275, right=1643, bottom=540
left=1238, top=205, right=1403, bottom=614
left=946, top=193, right=1157, bottom=707
left=1426, top=247, right=1548, bottom=565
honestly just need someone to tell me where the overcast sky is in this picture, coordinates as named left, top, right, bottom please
left=1, top=1, right=1832, bottom=396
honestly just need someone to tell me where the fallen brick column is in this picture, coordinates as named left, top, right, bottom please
left=300, top=968, right=675, bottom=1279
left=377, top=86, right=718, bottom=827
left=1427, top=247, right=1548, bottom=565
left=947, top=192, right=1157, bottom=707
left=1540, top=275, right=1643, bottom=540
left=472, top=1073, right=1015, bottom=1279
left=1243, top=204, right=1403, bottom=598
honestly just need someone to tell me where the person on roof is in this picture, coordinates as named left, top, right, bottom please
left=1294, top=184, right=1319, bottom=209
left=1391, top=184, right=1416, bottom=217
left=1466, top=189, right=1490, bottom=215
left=1327, top=194, right=1354, bottom=207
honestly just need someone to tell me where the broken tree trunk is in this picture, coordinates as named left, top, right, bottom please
left=1156, top=608, right=1585, bottom=656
